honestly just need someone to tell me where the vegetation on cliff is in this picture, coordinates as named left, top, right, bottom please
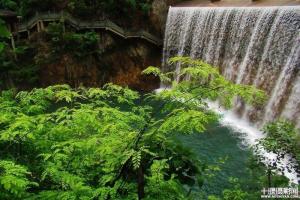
left=0, top=17, right=160, bottom=90
left=46, top=22, right=101, bottom=60
left=0, top=17, right=39, bottom=89
left=260, top=120, right=300, bottom=166
left=1, top=0, right=153, bottom=27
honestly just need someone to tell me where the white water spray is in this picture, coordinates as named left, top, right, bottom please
left=162, top=6, right=300, bottom=183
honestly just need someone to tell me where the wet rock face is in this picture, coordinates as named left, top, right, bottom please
left=149, top=0, right=184, bottom=36
left=99, top=34, right=161, bottom=92
left=37, top=32, right=161, bottom=92
left=39, top=54, right=101, bottom=88
left=150, top=0, right=169, bottom=36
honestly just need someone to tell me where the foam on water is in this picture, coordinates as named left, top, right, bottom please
left=206, top=101, right=299, bottom=184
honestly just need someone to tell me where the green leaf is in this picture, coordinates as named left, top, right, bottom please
left=0, top=42, right=5, bottom=53
left=0, top=20, right=11, bottom=38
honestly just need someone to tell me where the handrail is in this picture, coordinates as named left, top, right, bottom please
left=17, top=11, right=162, bottom=46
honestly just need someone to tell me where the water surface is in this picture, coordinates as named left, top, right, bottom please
left=177, top=124, right=252, bottom=196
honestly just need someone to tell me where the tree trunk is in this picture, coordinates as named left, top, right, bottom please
left=137, top=165, right=145, bottom=200
left=11, top=35, right=17, bottom=60
left=267, top=169, right=272, bottom=187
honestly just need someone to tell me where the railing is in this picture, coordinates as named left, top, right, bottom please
left=17, top=11, right=162, bottom=46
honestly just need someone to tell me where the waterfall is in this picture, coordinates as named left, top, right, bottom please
left=163, top=6, right=300, bottom=129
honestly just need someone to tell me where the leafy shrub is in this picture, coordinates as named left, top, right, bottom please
left=0, top=57, right=267, bottom=199
left=0, top=20, right=38, bottom=89
left=0, top=0, right=18, bottom=11
left=258, top=120, right=300, bottom=174
left=47, top=22, right=100, bottom=58
left=67, top=0, right=153, bottom=18
left=0, top=160, right=37, bottom=199
left=0, top=83, right=205, bottom=199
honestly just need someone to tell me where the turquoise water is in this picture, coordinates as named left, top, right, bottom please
left=176, top=124, right=252, bottom=197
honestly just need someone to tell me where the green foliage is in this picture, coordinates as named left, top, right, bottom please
left=9, top=0, right=66, bottom=16
left=215, top=178, right=250, bottom=200
left=126, top=0, right=137, bottom=9
left=257, top=120, right=300, bottom=174
left=209, top=157, right=291, bottom=200
left=143, top=66, right=173, bottom=84
left=139, top=2, right=151, bottom=14
left=0, top=18, right=10, bottom=39
left=260, top=120, right=299, bottom=159
left=0, top=83, right=207, bottom=199
left=143, top=56, right=266, bottom=109
left=0, top=19, right=38, bottom=89
left=67, top=0, right=152, bottom=18
left=144, top=160, right=186, bottom=200
left=46, top=22, right=64, bottom=37
left=3, top=0, right=153, bottom=18
left=0, top=18, right=10, bottom=56
left=158, top=109, right=218, bottom=135
left=0, top=160, right=37, bottom=199
left=132, top=149, right=142, bottom=170
left=0, top=0, right=18, bottom=11
left=0, top=56, right=268, bottom=199
left=47, top=22, right=100, bottom=58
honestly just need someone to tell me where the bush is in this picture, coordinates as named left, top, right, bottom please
left=47, top=22, right=100, bottom=58
left=67, top=0, right=153, bottom=19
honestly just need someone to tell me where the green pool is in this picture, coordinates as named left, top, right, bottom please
left=176, top=124, right=253, bottom=197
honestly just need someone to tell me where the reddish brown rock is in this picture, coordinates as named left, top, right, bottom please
left=149, top=0, right=185, bottom=36
left=35, top=32, right=160, bottom=92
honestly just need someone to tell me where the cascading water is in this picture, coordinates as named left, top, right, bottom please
left=163, top=6, right=300, bottom=129
left=162, top=6, right=300, bottom=183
